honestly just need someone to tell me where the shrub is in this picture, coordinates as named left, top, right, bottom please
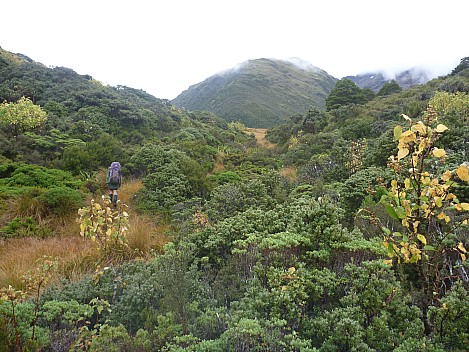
left=0, top=216, right=48, bottom=238
left=38, top=186, right=83, bottom=216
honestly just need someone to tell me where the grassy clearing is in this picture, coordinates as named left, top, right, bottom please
left=280, top=166, right=297, bottom=182
left=0, top=178, right=171, bottom=290
left=245, top=128, right=276, bottom=149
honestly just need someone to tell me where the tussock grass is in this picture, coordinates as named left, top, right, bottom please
left=0, top=177, right=171, bottom=290
left=280, top=166, right=297, bottom=182
left=0, top=236, right=98, bottom=289
left=127, top=215, right=171, bottom=258
left=245, top=128, right=276, bottom=149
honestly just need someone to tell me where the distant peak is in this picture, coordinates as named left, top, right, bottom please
left=283, top=57, right=321, bottom=73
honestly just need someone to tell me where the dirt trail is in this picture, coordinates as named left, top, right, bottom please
left=245, top=127, right=298, bottom=182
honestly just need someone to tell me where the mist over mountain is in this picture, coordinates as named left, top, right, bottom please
left=345, top=67, right=435, bottom=92
left=172, top=58, right=449, bottom=128
left=172, top=58, right=337, bottom=128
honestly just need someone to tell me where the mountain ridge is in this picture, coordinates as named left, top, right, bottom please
left=172, top=58, right=441, bottom=127
left=172, top=58, right=338, bottom=128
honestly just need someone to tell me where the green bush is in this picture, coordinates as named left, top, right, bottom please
left=0, top=162, right=81, bottom=189
left=0, top=216, right=49, bottom=238
left=38, top=186, right=83, bottom=216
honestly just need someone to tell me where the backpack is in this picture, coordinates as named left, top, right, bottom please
left=108, top=162, right=121, bottom=185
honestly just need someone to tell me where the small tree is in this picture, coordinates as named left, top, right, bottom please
left=78, top=196, right=129, bottom=261
left=377, top=79, right=402, bottom=96
left=0, top=96, right=47, bottom=139
left=379, top=107, right=469, bottom=336
left=325, top=78, right=368, bottom=111
left=450, top=56, right=469, bottom=76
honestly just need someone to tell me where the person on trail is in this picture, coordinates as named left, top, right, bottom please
left=106, top=161, right=121, bottom=206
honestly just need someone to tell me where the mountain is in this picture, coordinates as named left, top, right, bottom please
left=172, top=58, right=337, bottom=128
left=346, top=67, right=433, bottom=92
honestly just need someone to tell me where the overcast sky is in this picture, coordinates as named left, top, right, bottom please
left=1, top=0, right=467, bottom=100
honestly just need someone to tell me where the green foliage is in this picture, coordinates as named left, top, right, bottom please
left=325, top=78, right=369, bottom=111
left=78, top=197, right=130, bottom=260
left=451, top=56, right=469, bottom=76
left=206, top=179, right=276, bottom=222
left=2, top=47, right=469, bottom=351
left=310, top=261, right=424, bottom=351
left=377, top=109, right=469, bottom=337
left=0, top=216, right=42, bottom=238
left=172, top=58, right=337, bottom=128
left=133, top=145, right=210, bottom=213
left=340, top=166, right=390, bottom=222
left=63, top=133, right=129, bottom=175
left=210, top=171, right=241, bottom=185
left=430, top=281, right=469, bottom=350
left=0, top=96, right=47, bottom=138
left=0, top=162, right=81, bottom=189
left=38, top=186, right=83, bottom=216
left=377, top=79, right=403, bottom=96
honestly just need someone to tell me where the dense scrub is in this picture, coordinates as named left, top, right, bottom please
left=1, top=51, right=469, bottom=351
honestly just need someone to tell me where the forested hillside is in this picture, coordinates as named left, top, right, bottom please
left=1, top=48, right=469, bottom=351
left=172, top=58, right=337, bottom=128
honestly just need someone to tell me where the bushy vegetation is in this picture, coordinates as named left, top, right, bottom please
left=1, top=49, right=469, bottom=351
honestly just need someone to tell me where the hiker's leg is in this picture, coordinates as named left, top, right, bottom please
left=112, top=190, right=118, bottom=206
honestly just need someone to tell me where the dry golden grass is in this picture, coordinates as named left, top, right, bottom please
left=0, top=236, right=98, bottom=289
left=212, top=152, right=226, bottom=173
left=120, top=178, right=143, bottom=204
left=127, top=214, right=171, bottom=258
left=245, top=128, right=276, bottom=149
left=0, top=177, right=172, bottom=290
left=280, top=166, right=298, bottom=182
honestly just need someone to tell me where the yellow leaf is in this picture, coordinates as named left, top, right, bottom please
left=456, top=164, right=469, bottom=181
left=412, top=121, right=427, bottom=135
left=417, top=234, right=427, bottom=245
left=432, top=148, right=446, bottom=158
left=461, top=253, right=466, bottom=261
left=435, top=124, right=449, bottom=133
left=383, top=259, right=393, bottom=266
left=418, top=139, right=427, bottom=153
left=404, top=178, right=411, bottom=189
left=441, top=171, right=452, bottom=182
left=434, top=197, right=443, bottom=208
left=400, top=130, right=416, bottom=143
left=458, top=242, right=467, bottom=253
left=394, top=125, right=402, bottom=141
left=398, top=147, right=409, bottom=160
left=437, top=212, right=446, bottom=220
left=459, top=203, right=469, bottom=211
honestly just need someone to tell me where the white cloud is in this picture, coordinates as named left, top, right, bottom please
left=1, top=0, right=467, bottom=99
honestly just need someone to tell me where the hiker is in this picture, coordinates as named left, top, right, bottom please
left=106, top=161, right=121, bottom=206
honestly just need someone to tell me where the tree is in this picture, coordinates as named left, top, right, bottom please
left=0, top=96, right=47, bottom=138
left=377, top=79, right=402, bottom=96
left=451, top=56, right=469, bottom=76
left=325, top=78, right=368, bottom=111
left=378, top=108, right=469, bottom=336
